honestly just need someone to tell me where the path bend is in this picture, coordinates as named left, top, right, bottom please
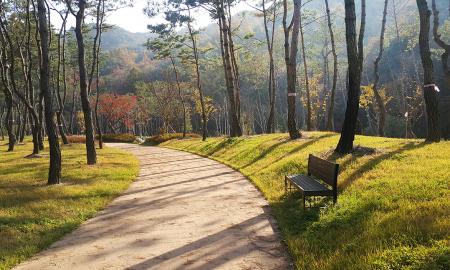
left=14, top=144, right=292, bottom=270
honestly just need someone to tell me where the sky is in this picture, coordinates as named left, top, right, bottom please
left=104, top=0, right=213, bottom=33
left=51, top=0, right=253, bottom=33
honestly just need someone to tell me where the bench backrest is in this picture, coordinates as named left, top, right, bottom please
left=308, top=154, right=339, bottom=189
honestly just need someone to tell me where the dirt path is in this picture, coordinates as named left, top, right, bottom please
left=15, top=144, right=292, bottom=270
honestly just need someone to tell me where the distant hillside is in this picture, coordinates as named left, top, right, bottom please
left=100, top=26, right=151, bottom=51
left=97, top=0, right=449, bottom=52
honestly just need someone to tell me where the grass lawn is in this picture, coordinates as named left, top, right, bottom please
left=0, top=140, right=139, bottom=270
left=161, top=132, right=450, bottom=270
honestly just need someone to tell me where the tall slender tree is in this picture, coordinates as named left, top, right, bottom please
left=186, top=6, right=207, bottom=140
left=0, top=4, right=40, bottom=155
left=0, top=18, right=15, bottom=152
left=217, top=0, right=242, bottom=137
left=324, top=0, right=338, bottom=131
left=283, top=0, right=301, bottom=139
left=146, top=34, right=188, bottom=138
left=0, top=60, right=15, bottom=151
left=65, top=0, right=97, bottom=164
left=417, top=0, right=441, bottom=142
left=335, top=0, right=365, bottom=154
left=95, top=3, right=105, bottom=149
left=22, top=0, right=42, bottom=154
left=37, top=0, right=62, bottom=184
left=431, top=0, right=450, bottom=75
left=55, top=9, right=69, bottom=145
left=299, top=1, right=312, bottom=131
left=372, top=0, right=389, bottom=137
left=257, top=0, right=279, bottom=133
left=90, top=0, right=105, bottom=149
left=146, top=0, right=208, bottom=140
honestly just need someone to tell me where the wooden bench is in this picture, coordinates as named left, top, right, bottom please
left=285, top=154, right=339, bottom=208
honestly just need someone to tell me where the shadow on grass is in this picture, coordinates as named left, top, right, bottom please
left=272, top=142, right=430, bottom=252
left=262, top=134, right=337, bottom=172
left=201, top=137, right=243, bottom=156
left=326, top=142, right=427, bottom=191
left=0, top=163, right=48, bottom=177
left=241, top=134, right=336, bottom=170
left=238, top=139, right=290, bottom=170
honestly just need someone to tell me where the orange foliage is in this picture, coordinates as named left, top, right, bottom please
left=97, top=94, right=138, bottom=130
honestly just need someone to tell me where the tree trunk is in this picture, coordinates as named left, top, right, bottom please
left=0, top=28, right=15, bottom=152
left=38, top=95, right=44, bottom=150
left=391, top=0, right=410, bottom=138
left=169, top=55, right=187, bottom=138
left=14, top=107, right=20, bottom=141
left=56, top=11, right=69, bottom=145
left=89, top=0, right=105, bottom=149
left=373, top=0, right=388, bottom=137
left=0, top=11, right=41, bottom=154
left=262, top=0, right=277, bottom=133
left=417, top=0, right=441, bottom=142
left=95, top=0, right=105, bottom=149
left=0, top=106, right=4, bottom=141
left=186, top=9, right=207, bottom=140
left=26, top=0, right=40, bottom=154
left=283, top=0, right=301, bottom=139
left=69, top=74, right=76, bottom=134
left=335, top=0, right=365, bottom=154
left=95, top=90, right=103, bottom=149
left=19, top=107, right=27, bottom=142
left=30, top=0, right=45, bottom=151
left=432, top=0, right=450, bottom=75
left=37, top=0, right=62, bottom=184
left=5, top=95, right=15, bottom=151
left=325, top=0, right=337, bottom=131
left=299, top=4, right=312, bottom=131
left=218, top=2, right=242, bottom=137
left=73, top=0, right=97, bottom=164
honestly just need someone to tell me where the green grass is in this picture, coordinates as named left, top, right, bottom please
left=144, top=133, right=201, bottom=146
left=0, top=139, right=139, bottom=270
left=161, top=132, right=450, bottom=270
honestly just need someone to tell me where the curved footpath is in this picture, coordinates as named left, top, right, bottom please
left=14, top=144, right=292, bottom=270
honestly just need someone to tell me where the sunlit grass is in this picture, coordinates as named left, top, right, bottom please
left=0, top=139, right=139, bottom=270
left=162, top=132, right=450, bottom=270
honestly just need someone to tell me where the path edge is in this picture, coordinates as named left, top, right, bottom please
left=157, top=144, right=297, bottom=269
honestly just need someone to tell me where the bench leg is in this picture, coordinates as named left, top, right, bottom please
left=284, top=177, right=287, bottom=194
left=303, top=194, right=306, bottom=210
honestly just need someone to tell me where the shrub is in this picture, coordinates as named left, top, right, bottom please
left=145, top=133, right=200, bottom=146
left=66, top=135, right=86, bottom=144
left=100, top=133, right=136, bottom=143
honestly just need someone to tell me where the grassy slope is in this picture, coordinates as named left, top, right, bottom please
left=161, top=132, right=450, bottom=270
left=0, top=141, right=139, bottom=270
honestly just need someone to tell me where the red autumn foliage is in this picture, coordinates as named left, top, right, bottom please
left=97, top=93, right=138, bottom=131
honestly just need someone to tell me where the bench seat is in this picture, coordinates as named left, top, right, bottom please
left=286, top=174, right=333, bottom=196
left=285, top=154, right=339, bottom=208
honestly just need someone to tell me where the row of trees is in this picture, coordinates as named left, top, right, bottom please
left=0, top=0, right=111, bottom=184
left=1, top=0, right=448, bottom=184
left=144, top=0, right=448, bottom=154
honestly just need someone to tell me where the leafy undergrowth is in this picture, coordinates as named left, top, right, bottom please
left=161, top=132, right=450, bottom=270
left=144, top=133, right=200, bottom=146
left=66, top=135, right=87, bottom=144
left=101, top=133, right=136, bottom=143
left=0, top=140, right=139, bottom=270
